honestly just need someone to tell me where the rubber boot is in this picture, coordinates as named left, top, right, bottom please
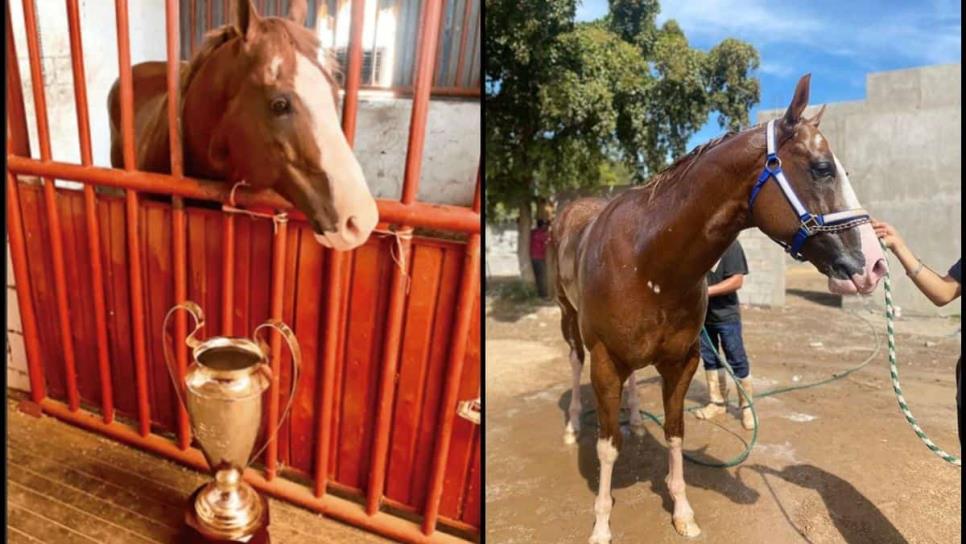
left=694, top=369, right=728, bottom=420
left=738, top=378, right=756, bottom=430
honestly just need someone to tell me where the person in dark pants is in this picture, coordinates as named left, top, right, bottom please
left=694, top=240, right=756, bottom=430
left=530, top=219, right=550, bottom=299
left=873, top=219, right=961, bottom=449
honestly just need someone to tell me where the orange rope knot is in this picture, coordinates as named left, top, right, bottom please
left=222, top=180, right=289, bottom=234
left=374, top=227, right=414, bottom=294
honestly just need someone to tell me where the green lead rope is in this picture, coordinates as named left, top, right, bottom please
left=583, top=240, right=960, bottom=468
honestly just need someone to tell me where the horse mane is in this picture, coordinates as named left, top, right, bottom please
left=644, top=129, right=744, bottom=203
left=179, top=18, right=343, bottom=104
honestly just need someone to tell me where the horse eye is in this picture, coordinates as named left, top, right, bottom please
left=270, top=97, right=291, bottom=116
left=811, top=161, right=834, bottom=178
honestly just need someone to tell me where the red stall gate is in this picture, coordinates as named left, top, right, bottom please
left=5, top=1, right=481, bottom=542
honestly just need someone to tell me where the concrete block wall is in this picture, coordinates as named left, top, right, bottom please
left=759, top=63, right=961, bottom=317
left=485, top=223, right=520, bottom=278
left=736, top=229, right=785, bottom=307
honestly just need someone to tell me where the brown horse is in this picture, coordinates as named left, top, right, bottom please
left=108, top=0, right=377, bottom=250
left=550, top=75, right=887, bottom=542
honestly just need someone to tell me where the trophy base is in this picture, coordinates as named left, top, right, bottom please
left=183, top=486, right=271, bottom=543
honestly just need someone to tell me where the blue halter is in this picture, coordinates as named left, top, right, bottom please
left=748, top=120, right=871, bottom=261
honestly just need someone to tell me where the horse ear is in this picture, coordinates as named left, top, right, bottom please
left=807, top=104, right=827, bottom=127
left=782, top=73, right=811, bottom=127
left=289, top=0, right=308, bottom=25
left=234, top=0, right=259, bottom=40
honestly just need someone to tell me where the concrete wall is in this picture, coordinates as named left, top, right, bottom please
left=485, top=223, right=520, bottom=278
left=759, top=63, right=961, bottom=317
left=737, top=229, right=786, bottom=307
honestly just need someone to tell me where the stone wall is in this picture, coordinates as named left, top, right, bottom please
left=736, top=229, right=785, bottom=307
left=759, top=63, right=961, bottom=317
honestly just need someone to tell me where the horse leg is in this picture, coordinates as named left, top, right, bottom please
left=624, top=370, right=645, bottom=436
left=588, top=343, right=626, bottom=544
left=656, top=347, right=702, bottom=538
left=561, top=302, right=586, bottom=444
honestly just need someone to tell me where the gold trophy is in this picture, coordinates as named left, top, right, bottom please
left=163, top=302, right=300, bottom=543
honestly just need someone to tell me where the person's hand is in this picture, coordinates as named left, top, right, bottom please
left=871, top=219, right=905, bottom=251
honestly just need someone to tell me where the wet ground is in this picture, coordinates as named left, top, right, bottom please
left=485, top=268, right=961, bottom=544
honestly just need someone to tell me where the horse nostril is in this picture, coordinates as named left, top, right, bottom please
left=343, top=216, right=361, bottom=240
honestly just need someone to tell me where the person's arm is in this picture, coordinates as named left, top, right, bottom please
left=872, top=220, right=961, bottom=306
left=708, top=274, right=743, bottom=297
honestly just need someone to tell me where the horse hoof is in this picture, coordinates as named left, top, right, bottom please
left=673, top=517, right=701, bottom=538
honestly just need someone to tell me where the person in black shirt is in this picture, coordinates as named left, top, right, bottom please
left=694, top=240, right=757, bottom=430
left=873, top=219, right=961, bottom=449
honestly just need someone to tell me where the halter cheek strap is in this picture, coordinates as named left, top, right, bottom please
left=748, top=120, right=870, bottom=261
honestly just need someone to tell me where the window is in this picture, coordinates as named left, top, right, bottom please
left=181, top=0, right=480, bottom=96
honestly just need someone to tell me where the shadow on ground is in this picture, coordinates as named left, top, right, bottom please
left=486, top=277, right=555, bottom=322
left=786, top=288, right=842, bottom=308
left=741, top=463, right=909, bottom=544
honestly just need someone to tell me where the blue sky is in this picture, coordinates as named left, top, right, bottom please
left=575, top=0, right=961, bottom=150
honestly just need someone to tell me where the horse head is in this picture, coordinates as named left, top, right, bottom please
left=748, top=74, right=887, bottom=295
left=200, top=0, right=377, bottom=251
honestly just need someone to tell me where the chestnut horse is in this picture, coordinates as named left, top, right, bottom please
left=108, top=0, right=377, bottom=250
left=550, top=75, right=887, bottom=542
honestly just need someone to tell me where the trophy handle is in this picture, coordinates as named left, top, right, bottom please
left=248, top=319, right=302, bottom=467
left=162, top=301, right=205, bottom=409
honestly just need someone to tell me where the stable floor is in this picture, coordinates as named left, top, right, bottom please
left=6, top=396, right=392, bottom=544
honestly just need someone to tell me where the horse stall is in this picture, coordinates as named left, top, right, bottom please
left=6, top=1, right=480, bottom=542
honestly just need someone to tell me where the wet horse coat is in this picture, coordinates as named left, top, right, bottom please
left=550, top=75, right=887, bottom=542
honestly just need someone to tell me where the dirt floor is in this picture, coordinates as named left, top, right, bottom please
left=6, top=396, right=391, bottom=544
left=485, top=267, right=961, bottom=544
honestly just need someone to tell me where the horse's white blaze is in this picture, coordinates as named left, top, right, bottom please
left=590, top=438, right=618, bottom=543
left=294, top=53, right=377, bottom=249
left=833, top=155, right=861, bottom=208
left=564, top=350, right=582, bottom=444
left=269, top=55, right=283, bottom=80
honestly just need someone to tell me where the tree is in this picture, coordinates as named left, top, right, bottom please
left=485, top=0, right=760, bottom=281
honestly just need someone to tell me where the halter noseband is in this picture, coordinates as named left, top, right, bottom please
left=748, top=119, right=870, bottom=261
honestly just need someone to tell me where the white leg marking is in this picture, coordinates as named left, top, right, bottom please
left=590, top=437, right=618, bottom=544
left=564, top=350, right=582, bottom=445
left=624, top=371, right=645, bottom=436
left=666, top=436, right=701, bottom=537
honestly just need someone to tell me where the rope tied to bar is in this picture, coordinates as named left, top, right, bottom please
left=374, top=227, right=414, bottom=294
left=223, top=180, right=288, bottom=233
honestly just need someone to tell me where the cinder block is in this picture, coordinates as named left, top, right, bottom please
left=7, top=332, right=28, bottom=375
left=7, top=287, right=22, bottom=333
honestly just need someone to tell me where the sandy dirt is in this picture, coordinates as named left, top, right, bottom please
left=485, top=268, right=961, bottom=544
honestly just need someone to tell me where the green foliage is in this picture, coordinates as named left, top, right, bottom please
left=485, top=0, right=761, bottom=216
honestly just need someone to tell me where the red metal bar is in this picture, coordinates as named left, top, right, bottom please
left=189, top=0, right=196, bottom=54
left=314, top=0, right=365, bottom=497
left=115, top=0, right=152, bottom=436
left=401, top=0, right=444, bottom=204
left=7, top=157, right=482, bottom=234
left=422, top=178, right=480, bottom=535
left=6, top=1, right=30, bottom=157
left=66, top=0, right=115, bottom=423
left=453, top=0, right=474, bottom=87
left=222, top=215, right=236, bottom=335
left=264, top=216, right=289, bottom=480
left=37, top=398, right=470, bottom=543
left=6, top=173, right=46, bottom=403
left=21, top=0, right=81, bottom=412
left=365, top=228, right=412, bottom=514
left=341, top=0, right=365, bottom=142
left=166, top=0, right=191, bottom=450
